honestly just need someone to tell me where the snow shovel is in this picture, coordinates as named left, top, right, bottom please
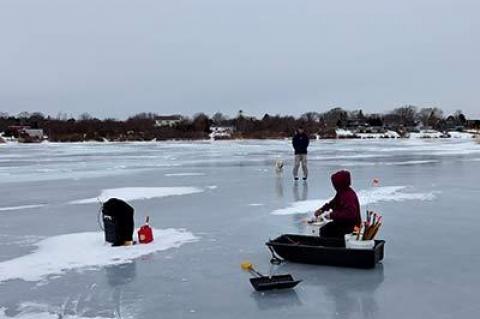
left=240, top=261, right=301, bottom=291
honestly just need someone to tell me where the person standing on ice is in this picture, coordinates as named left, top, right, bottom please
left=292, top=127, right=310, bottom=181
left=314, top=170, right=361, bottom=238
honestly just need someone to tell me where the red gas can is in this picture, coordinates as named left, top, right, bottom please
left=138, top=216, right=154, bottom=244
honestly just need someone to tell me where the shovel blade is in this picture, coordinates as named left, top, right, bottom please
left=249, top=275, right=301, bottom=291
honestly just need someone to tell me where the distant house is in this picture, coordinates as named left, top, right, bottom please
left=23, top=129, right=44, bottom=139
left=7, top=125, right=30, bottom=135
left=7, top=126, right=44, bottom=143
left=209, top=126, right=235, bottom=139
left=154, top=116, right=182, bottom=127
left=445, top=116, right=460, bottom=130
left=346, top=119, right=368, bottom=129
left=355, top=126, right=386, bottom=134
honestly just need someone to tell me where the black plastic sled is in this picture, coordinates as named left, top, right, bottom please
left=250, top=275, right=301, bottom=291
left=266, top=234, right=385, bottom=269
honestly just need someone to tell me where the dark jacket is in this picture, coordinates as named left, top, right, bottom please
left=321, top=170, right=361, bottom=226
left=292, top=132, right=310, bottom=154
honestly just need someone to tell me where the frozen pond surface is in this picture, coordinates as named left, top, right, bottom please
left=1, top=139, right=480, bottom=319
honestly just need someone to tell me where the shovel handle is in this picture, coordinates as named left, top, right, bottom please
left=267, top=245, right=283, bottom=265
left=241, top=261, right=264, bottom=277
left=250, top=269, right=264, bottom=278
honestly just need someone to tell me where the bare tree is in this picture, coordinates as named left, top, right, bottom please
left=390, top=105, right=418, bottom=127
left=128, top=112, right=158, bottom=120
left=192, top=113, right=210, bottom=133
left=56, top=112, right=68, bottom=121
left=323, top=107, right=349, bottom=128
left=454, top=110, right=467, bottom=126
left=17, top=111, right=31, bottom=119
left=301, top=112, right=321, bottom=123
left=78, top=113, right=93, bottom=121
left=30, top=112, right=45, bottom=120
left=418, top=107, right=444, bottom=128
left=212, top=112, right=228, bottom=125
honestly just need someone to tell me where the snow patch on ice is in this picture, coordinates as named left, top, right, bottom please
left=69, top=187, right=204, bottom=204
left=271, top=186, right=437, bottom=215
left=338, top=160, right=439, bottom=167
left=0, top=228, right=197, bottom=283
left=248, top=203, right=264, bottom=207
left=358, top=186, right=437, bottom=205
left=0, top=204, right=46, bottom=212
left=0, top=304, right=106, bottom=319
left=448, top=131, right=474, bottom=139
left=165, top=172, right=206, bottom=176
left=387, top=160, right=440, bottom=166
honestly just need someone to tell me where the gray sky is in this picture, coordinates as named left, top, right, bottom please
left=0, top=0, right=479, bottom=119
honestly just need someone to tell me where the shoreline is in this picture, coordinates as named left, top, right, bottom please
left=1, top=135, right=478, bottom=145
left=2, top=128, right=479, bottom=145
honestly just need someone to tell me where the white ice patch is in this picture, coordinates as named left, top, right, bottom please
left=0, top=305, right=106, bottom=319
left=248, top=203, right=264, bottom=207
left=0, top=228, right=197, bottom=283
left=165, top=172, right=206, bottom=176
left=358, top=186, right=437, bottom=205
left=271, top=186, right=437, bottom=215
left=336, top=160, right=439, bottom=167
left=0, top=204, right=46, bottom=212
left=387, top=160, right=440, bottom=166
left=0, top=307, right=103, bottom=319
left=69, top=187, right=204, bottom=204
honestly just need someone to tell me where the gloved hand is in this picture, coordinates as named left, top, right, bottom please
left=314, top=206, right=330, bottom=217
left=319, top=211, right=331, bottom=221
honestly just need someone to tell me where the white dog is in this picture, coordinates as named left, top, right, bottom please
left=275, top=159, right=285, bottom=174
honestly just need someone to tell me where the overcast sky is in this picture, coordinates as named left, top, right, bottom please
left=0, top=0, right=479, bottom=119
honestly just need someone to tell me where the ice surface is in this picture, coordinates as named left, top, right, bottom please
left=0, top=305, right=106, bottom=319
left=69, top=187, right=204, bottom=204
left=0, top=205, right=46, bottom=212
left=1, top=139, right=479, bottom=184
left=165, top=173, right=206, bottom=177
left=0, top=228, right=197, bottom=283
left=1, top=139, right=480, bottom=319
left=337, top=160, right=440, bottom=167
left=271, top=186, right=437, bottom=215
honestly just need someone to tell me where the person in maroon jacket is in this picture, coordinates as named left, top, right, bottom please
left=314, top=170, right=362, bottom=238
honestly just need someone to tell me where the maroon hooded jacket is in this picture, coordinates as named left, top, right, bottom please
left=321, top=170, right=361, bottom=226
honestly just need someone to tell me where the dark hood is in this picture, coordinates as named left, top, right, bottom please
left=331, top=170, right=351, bottom=192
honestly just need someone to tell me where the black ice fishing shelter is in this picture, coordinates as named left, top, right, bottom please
left=102, top=198, right=134, bottom=246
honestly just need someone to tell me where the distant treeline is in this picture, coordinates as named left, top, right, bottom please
left=0, top=106, right=477, bottom=142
